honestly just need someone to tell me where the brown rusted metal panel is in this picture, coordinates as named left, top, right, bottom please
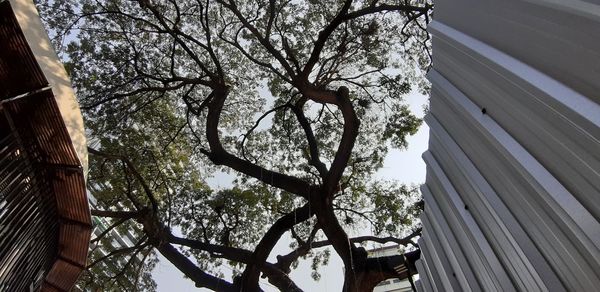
left=42, top=259, right=82, bottom=291
left=40, top=284, right=62, bottom=292
left=52, top=168, right=90, bottom=225
left=1, top=93, right=91, bottom=291
left=0, top=129, right=59, bottom=291
left=58, top=221, right=93, bottom=266
left=0, top=1, right=47, bottom=99
left=3, top=90, right=80, bottom=166
left=0, top=1, right=91, bottom=291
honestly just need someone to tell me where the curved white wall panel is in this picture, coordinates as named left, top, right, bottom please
left=416, top=1, right=600, bottom=291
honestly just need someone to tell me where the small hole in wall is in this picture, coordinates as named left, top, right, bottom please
left=482, top=107, right=487, bottom=114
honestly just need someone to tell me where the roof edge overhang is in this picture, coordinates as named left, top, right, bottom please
left=8, top=0, right=88, bottom=176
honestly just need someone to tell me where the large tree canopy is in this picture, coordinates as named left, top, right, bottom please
left=37, top=0, right=432, bottom=290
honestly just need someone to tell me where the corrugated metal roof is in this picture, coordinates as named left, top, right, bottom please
left=0, top=1, right=91, bottom=291
left=0, top=1, right=47, bottom=98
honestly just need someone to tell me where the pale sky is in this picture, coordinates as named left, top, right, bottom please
left=152, top=90, right=430, bottom=291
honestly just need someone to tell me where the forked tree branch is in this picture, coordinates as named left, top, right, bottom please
left=156, top=242, right=236, bottom=291
left=203, top=87, right=314, bottom=199
left=169, top=235, right=303, bottom=291
left=240, top=203, right=312, bottom=290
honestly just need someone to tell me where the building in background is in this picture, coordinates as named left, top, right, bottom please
left=72, top=194, right=147, bottom=291
left=0, top=0, right=91, bottom=290
left=417, top=0, right=600, bottom=291
left=369, top=246, right=414, bottom=292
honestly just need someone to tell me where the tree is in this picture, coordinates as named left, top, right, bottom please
left=37, top=0, right=432, bottom=291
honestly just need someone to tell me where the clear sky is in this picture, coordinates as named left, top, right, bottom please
left=152, top=90, right=430, bottom=291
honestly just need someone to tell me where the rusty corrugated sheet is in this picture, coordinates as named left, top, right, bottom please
left=2, top=92, right=92, bottom=291
left=58, top=222, right=92, bottom=266
left=0, top=1, right=91, bottom=291
left=0, top=1, right=47, bottom=99
left=52, top=169, right=91, bottom=225
left=0, top=131, right=59, bottom=291
left=5, top=89, right=81, bottom=165
left=39, top=285, right=61, bottom=292
left=43, top=259, right=82, bottom=290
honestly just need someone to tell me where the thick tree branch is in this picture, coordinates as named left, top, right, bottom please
left=291, top=101, right=328, bottom=177
left=294, top=86, right=359, bottom=292
left=169, top=235, right=303, bottom=292
left=240, top=203, right=312, bottom=291
left=311, top=228, right=422, bottom=249
left=156, top=242, right=235, bottom=291
left=204, top=88, right=313, bottom=199
left=323, top=88, right=359, bottom=194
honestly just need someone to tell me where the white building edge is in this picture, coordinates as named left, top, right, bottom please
left=417, top=0, right=600, bottom=291
left=369, top=246, right=413, bottom=292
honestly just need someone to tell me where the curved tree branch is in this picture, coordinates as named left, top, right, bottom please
left=311, top=228, right=422, bottom=249
left=156, top=242, right=236, bottom=291
left=217, top=0, right=296, bottom=78
left=239, top=203, right=312, bottom=291
left=169, top=235, right=303, bottom=292
left=290, top=100, right=328, bottom=177
left=204, top=87, right=313, bottom=199
left=240, top=103, right=291, bottom=162
left=302, top=1, right=432, bottom=78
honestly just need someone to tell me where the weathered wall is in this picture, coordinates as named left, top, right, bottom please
left=416, top=0, right=600, bottom=291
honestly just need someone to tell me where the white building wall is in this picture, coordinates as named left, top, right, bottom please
left=417, top=0, right=600, bottom=291
left=369, top=246, right=413, bottom=292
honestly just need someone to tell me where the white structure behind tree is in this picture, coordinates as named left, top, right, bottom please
left=369, top=246, right=413, bottom=292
